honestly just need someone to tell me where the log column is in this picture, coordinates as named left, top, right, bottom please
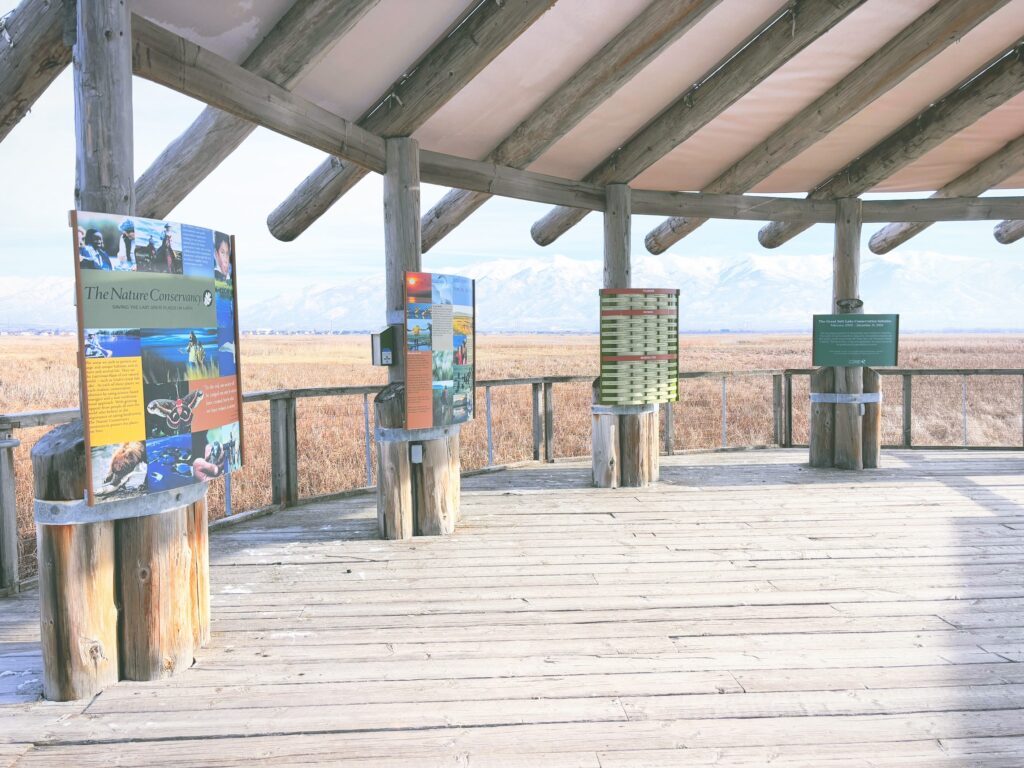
left=32, top=422, right=118, bottom=701
left=376, top=137, right=460, bottom=536
left=832, top=197, right=864, bottom=470
left=593, top=184, right=659, bottom=488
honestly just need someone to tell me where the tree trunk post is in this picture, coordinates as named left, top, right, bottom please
left=832, top=197, right=864, bottom=470
left=32, top=422, right=119, bottom=701
left=809, top=367, right=835, bottom=468
left=591, top=379, right=619, bottom=488
left=862, top=367, right=882, bottom=469
left=377, top=138, right=459, bottom=536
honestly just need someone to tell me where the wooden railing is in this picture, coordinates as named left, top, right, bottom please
left=3, top=368, right=1023, bottom=592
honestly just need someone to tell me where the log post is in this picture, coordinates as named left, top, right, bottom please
left=374, top=384, right=413, bottom=540
left=384, top=136, right=420, bottom=386
left=117, top=507, right=194, bottom=680
left=187, top=498, right=210, bottom=648
left=413, top=435, right=458, bottom=536
left=862, top=367, right=882, bottom=469
left=832, top=197, right=864, bottom=470
left=809, top=367, right=835, bottom=468
left=646, top=408, right=660, bottom=482
left=591, top=379, right=619, bottom=488
left=619, top=409, right=650, bottom=487
left=0, top=425, right=19, bottom=591
left=32, top=421, right=118, bottom=700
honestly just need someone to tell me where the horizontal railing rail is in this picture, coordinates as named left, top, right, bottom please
left=3, top=368, right=1023, bottom=592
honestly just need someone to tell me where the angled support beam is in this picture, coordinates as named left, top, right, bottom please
left=0, top=0, right=74, bottom=144
left=995, top=218, right=1024, bottom=244
left=643, top=0, right=1010, bottom=254
left=134, top=0, right=379, bottom=219
left=869, top=132, right=1024, bottom=253
left=528, top=0, right=863, bottom=247
left=419, top=0, right=720, bottom=252
left=758, top=42, right=1024, bottom=249
left=267, top=0, right=554, bottom=242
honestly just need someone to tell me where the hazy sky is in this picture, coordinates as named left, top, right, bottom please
left=0, top=15, right=1021, bottom=317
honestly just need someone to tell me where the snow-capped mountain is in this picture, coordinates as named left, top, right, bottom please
left=238, top=251, right=1024, bottom=332
left=2, top=251, right=1021, bottom=332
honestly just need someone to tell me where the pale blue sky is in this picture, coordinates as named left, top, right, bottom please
left=0, top=39, right=1021, bottom=316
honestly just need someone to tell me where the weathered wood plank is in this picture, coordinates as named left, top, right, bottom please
left=0, top=0, right=73, bottom=144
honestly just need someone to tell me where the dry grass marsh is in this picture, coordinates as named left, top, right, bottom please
left=2, top=333, right=1022, bottom=579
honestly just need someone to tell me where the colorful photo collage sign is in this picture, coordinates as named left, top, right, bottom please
left=599, top=288, right=679, bottom=406
left=404, top=272, right=475, bottom=430
left=73, top=210, right=244, bottom=505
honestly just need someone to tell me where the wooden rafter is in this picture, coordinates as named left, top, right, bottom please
left=131, top=15, right=1024, bottom=226
left=0, top=0, right=73, bottom=144
left=758, top=42, right=1024, bottom=249
left=134, top=0, right=379, bottom=220
left=527, top=0, right=864, bottom=248
left=266, top=0, right=554, bottom=242
left=418, top=0, right=721, bottom=253
left=868, top=133, right=1024, bottom=253
left=994, top=218, right=1024, bottom=243
left=642, top=0, right=1010, bottom=255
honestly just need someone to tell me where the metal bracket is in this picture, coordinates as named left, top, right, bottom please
left=35, top=482, right=208, bottom=525
left=592, top=404, right=659, bottom=415
left=809, top=393, right=882, bottom=404
left=375, top=424, right=460, bottom=443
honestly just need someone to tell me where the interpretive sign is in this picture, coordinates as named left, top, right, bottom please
left=404, top=272, right=475, bottom=429
left=812, top=314, right=899, bottom=367
left=72, top=210, right=244, bottom=505
left=599, top=289, right=679, bottom=405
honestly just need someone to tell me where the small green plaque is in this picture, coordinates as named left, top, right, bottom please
left=812, top=314, right=899, bottom=367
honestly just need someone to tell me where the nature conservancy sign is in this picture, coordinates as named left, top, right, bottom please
left=72, top=210, right=244, bottom=505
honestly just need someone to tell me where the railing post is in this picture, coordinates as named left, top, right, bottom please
left=531, top=382, right=542, bottom=461
left=485, top=386, right=494, bottom=467
left=270, top=395, right=298, bottom=507
left=962, top=374, right=969, bottom=447
left=663, top=402, right=674, bottom=456
left=720, top=376, right=728, bottom=449
left=362, top=393, right=373, bottom=487
left=543, top=381, right=554, bottom=462
left=0, top=425, right=20, bottom=591
left=902, top=374, right=912, bottom=448
left=772, top=374, right=783, bottom=446
left=784, top=372, right=793, bottom=448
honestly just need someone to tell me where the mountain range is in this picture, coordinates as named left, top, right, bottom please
left=1, top=251, right=1021, bottom=332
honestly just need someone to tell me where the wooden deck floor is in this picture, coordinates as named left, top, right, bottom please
left=2, top=449, right=1024, bottom=766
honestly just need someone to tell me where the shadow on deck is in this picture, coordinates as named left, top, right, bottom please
left=2, top=449, right=1024, bottom=766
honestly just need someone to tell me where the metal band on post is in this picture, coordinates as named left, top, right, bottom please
left=591, top=404, right=659, bottom=415
left=34, top=482, right=208, bottom=525
left=375, top=424, right=461, bottom=443
left=809, top=393, right=882, bottom=404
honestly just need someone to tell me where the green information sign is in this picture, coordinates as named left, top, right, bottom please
left=812, top=314, right=899, bottom=367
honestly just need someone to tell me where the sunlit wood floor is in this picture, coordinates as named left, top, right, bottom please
left=2, top=449, right=1024, bottom=766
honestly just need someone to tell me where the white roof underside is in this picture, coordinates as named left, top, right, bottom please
left=132, top=0, right=1024, bottom=194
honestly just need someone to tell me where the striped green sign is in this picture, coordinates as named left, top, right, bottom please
left=598, top=289, right=679, bottom=405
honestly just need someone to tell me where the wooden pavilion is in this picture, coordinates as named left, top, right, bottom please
left=1, top=0, right=1024, bottom=764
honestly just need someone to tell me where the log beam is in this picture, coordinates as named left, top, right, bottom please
left=994, top=218, right=1024, bottom=244
left=75, top=0, right=133, bottom=213
left=0, top=0, right=73, bottom=144
left=267, top=0, right=553, bottom=242
left=420, top=0, right=720, bottom=252
left=832, top=198, right=864, bottom=471
left=759, top=42, right=1024, bottom=249
left=869, top=132, right=1024, bottom=253
left=642, top=0, right=1009, bottom=253
left=134, top=0, right=378, bottom=219
left=528, top=0, right=863, bottom=247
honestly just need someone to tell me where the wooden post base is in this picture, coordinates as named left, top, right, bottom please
left=808, top=366, right=882, bottom=470
left=591, top=384, right=660, bottom=488
left=31, top=421, right=212, bottom=698
left=375, top=383, right=460, bottom=539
